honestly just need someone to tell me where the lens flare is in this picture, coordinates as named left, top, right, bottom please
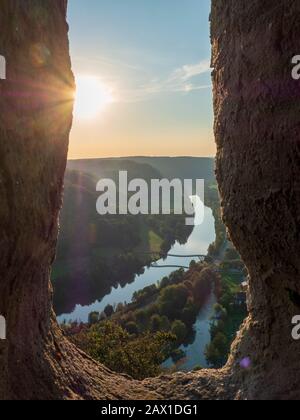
left=74, top=75, right=114, bottom=120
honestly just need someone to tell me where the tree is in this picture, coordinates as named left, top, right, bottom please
left=160, top=316, right=171, bottom=332
left=73, top=321, right=176, bottom=380
left=116, top=303, right=124, bottom=313
left=171, top=349, right=186, bottom=363
left=158, top=284, right=189, bottom=318
left=132, top=285, right=157, bottom=304
left=205, top=343, right=222, bottom=368
left=135, top=309, right=148, bottom=327
left=88, top=311, right=99, bottom=325
left=214, top=304, right=228, bottom=321
left=189, top=260, right=197, bottom=270
left=225, top=248, right=240, bottom=261
left=213, top=332, right=228, bottom=355
left=125, top=321, right=139, bottom=335
left=104, top=304, right=114, bottom=318
left=99, top=312, right=107, bottom=321
left=181, top=301, right=198, bottom=326
left=193, top=269, right=214, bottom=306
left=169, top=269, right=185, bottom=285
left=171, top=320, right=187, bottom=343
left=159, top=276, right=170, bottom=289
left=150, top=315, right=162, bottom=332
left=205, top=332, right=228, bottom=368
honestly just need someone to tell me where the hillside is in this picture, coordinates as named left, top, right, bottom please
left=130, top=157, right=215, bottom=182
left=68, top=156, right=215, bottom=183
left=53, top=162, right=194, bottom=315
left=67, top=159, right=163, bottom=183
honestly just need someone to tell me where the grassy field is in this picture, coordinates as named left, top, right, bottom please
left=148, top=230, right=163, bottom=253
left=221, top=271, right=244, bottom=294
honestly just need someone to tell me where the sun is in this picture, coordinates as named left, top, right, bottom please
left=74, top=75, right=114, bottom=120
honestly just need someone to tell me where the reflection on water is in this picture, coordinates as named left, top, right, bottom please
left=163, top=292, right=216, bottom=370
left=58, top=205, right=215, bottom=324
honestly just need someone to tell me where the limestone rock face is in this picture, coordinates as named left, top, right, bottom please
left=211, top=0, right=300, bottom=400
left=0, top=0, right=72, bottom=399
left=0, top=0, right=157, bottom=400
left=1, top=0, right=299, bottom=400
left=148, top=0, right=300, bottom=400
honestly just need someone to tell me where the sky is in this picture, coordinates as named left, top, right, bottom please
left=67, top=0, right=214, bottom=159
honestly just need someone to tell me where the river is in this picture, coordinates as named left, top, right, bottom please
left=163, top=292, right=216, bottom=370
left=57, top=203, right=216, bottom=369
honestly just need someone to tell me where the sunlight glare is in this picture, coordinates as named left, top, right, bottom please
left=74, top=75, right=114, bottom=120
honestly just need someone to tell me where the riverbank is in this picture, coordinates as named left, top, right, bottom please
left=57, top=204, right=216, bottom=323
left=61, top=195, right=247, bottom=374
left=63, top=262, right=220, bottom=379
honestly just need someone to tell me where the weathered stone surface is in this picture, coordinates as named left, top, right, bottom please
left=148, top=0, right=300, bottom=400
left=1, top=0, right=299, bottom=400
left=211, top=0, right=300, bottom=400
left=0, top=0, right=157, bottom=400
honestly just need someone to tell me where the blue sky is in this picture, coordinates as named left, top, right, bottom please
left=67, top=0, right=214, bottom=158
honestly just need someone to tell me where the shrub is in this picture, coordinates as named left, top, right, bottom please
left=74, top=321, right=176, bottom=380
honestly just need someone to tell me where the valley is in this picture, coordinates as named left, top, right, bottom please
left=54, top=157, right=247, bottom=374
left=52, top=157, right=215, bottom=316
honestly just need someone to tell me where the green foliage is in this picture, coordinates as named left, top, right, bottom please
left=158, top=284, right=189, bottom=318
left=193, top=269, right=213, bottom=305
left=132, top=285, right=157, bottom=304
left=116, top=303, right=124, bottom=312
left=159, top=276, right=171, bottom=289
left=75, top=321, right=176, bottom=380
left=189, top=260, right=197, bottom=269
left=206, top=272, right=248, bottom=368
left=213, top=303, right=228, bottom=321
left=171, top=320, right=187, bottom=343
left=135, top=309, right=148, bottom=326
left=72, top=263, right=220, bottom=376
left=150, top=314, right=163, bottom=332
left=104, top=304, right=114, bottom=318
left=53, top=165, right=193, bottom=316
left=125, top=321, right=139, bottom=335
left=181, top=301, right=198, bottom=325
left=88, top=311, right=100, bottom=325
left=171, top=349, right=186, bottom=363
left=193, top=365, right=203, bottom=372
left=205, top=332, right=228, bottom=368
left=224, top=247, right=240, bottom=261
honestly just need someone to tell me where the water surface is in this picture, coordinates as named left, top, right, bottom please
left=58, top=204, right=215, bottom=323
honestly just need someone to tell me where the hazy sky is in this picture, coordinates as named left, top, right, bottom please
left=67, top=0, right=214, bottom=159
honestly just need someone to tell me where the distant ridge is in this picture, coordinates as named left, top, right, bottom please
left=67, top=156, right=216, bottom=182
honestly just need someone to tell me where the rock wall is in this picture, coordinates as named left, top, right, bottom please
left=0, top=0, right=299, bottom=400
left=0, top=0, right=72, bottom=399
left=211, top=0, right=300, bottom=399
left=0, top=0, right=158, bottom=400
left=147, top=0, right=300, bottom=400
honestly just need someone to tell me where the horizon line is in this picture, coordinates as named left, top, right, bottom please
left=67, top=155, right=216, bottom=161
